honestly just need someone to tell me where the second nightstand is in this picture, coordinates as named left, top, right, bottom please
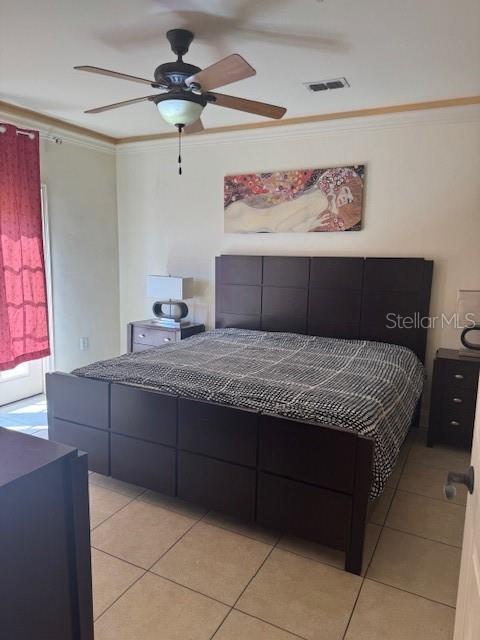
left=428, top=348, right=480, bottom=449
left=127, top=320, right=205, bottom=353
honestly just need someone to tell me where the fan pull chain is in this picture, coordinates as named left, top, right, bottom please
left=177, top=124, right=183, bottom=175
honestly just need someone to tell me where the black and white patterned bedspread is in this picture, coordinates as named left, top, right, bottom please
left=73, top=328, right=424, bottom=498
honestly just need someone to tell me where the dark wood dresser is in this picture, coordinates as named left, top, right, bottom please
left=0, top=428, right=93, bottom=640
left=428, top=348, right=480, bottom=448
left=127, top=320, right=205, bottom=352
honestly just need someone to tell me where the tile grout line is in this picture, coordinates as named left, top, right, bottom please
left=146, top=571, right=238, bottom=608
left=343, top=440, right=458, bottom=638
left=94, top=486, right=463, bottom=566
left=342, top=436, right=413, bottom=640
left=96, top=543, right=266, bottom=616
left=375, top=437, right=461, bottom=611
left=90, top=477, right=211, bottom=523
left=89, top=480, right=206, bottom=532
left=92, top=468, right=458, bottom=632
left=340, top=575, right=365, bottom=640
left=93, top=517, right=303, bottom=636
left=89, top=475, right=148, bottom=499
left=91, top=540, right=255, bottom=612
left=339, top=502, right=391, bottom=640
left=89, top=487, right=158, bottom=625
left=365, top=575, right=457, bottom=610
left=394, top=485, right=467, bottom=507
left=231, top=537, right=280, bottom=608
left=207, top=607, right=234, bottom=639
left=198, top=516, right=281, bottom=546
left=382, top=438, right=466, bottom=549
left=91, top=436, right=463, bottom=634
left=406, top=450, right=470, bottom=472
left=225, top=543, right=337, bottom=640
left=273, top=543, right=351, bottom=573
left=93, top=511, right=210, bottom=625
left=210, top=537, right=284, bottom=640
left=93, top=568, right=147, bottom=622
left=144, top=510, right=210, bottom=573
left=91, top=476, right=282, bottom=545
left=91, top=545, right=146, bottom=571
left=407, top=461, right=470, bottom=472
left=381, top=524, right=463, bottom=549
left=228, top=611, right=309, bottom=640
left=89, top=490, right=294, bottom=628
left=92, top=516, right=308, bottom=636
left=93, top=570, right=147, bottom=625
left=89, top=489, right=147, bottom=532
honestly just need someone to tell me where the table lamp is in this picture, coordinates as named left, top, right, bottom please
left=146, top=275, right=194, bottom=328
left=457, top=289, right=480, bottom=358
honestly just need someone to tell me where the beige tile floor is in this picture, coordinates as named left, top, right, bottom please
left=87, top=429, right=468, bottom=640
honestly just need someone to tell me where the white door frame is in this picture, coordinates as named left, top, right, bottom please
left=41, top=183, right=55, bottom=373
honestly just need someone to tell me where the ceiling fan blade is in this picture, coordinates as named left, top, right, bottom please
left=184, top=118, right=205, bottom=134
left=74, top=65, right=163, bottom=87
left=186, top=54, right=255, bottom=91
left=84, top=94, right=159, bottom=114
left=208, top=92, right=286, bottom=119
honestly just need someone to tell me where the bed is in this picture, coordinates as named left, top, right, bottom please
left=46, top=255, right=433, bottom=574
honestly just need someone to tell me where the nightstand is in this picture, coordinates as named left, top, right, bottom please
left=427, top=348, right=480, bottom=449
left=127, top=320, right=205, bottom=353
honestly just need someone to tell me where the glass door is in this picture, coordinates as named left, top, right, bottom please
left=0, top=360, right=45, bottom=406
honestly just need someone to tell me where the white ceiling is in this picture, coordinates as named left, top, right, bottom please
left=1, top=0, right=479, bottom=138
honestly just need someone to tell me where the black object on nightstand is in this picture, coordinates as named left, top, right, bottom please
left=428, top=348, right=480, bottom=449
left=127, top=320, right=205, bottom=353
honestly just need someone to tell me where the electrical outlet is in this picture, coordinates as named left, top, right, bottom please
left=79, top=337, right=89, bottom=351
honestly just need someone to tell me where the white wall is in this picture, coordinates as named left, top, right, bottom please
left=40, top=138, right=120, bottom=371
left=116, top=105, right=480, bottom=386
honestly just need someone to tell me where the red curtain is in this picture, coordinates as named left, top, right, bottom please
left=0, top=123, right=50, bottom=371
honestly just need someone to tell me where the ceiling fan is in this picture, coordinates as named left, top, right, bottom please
left=75, top=28, right=287, bottom=168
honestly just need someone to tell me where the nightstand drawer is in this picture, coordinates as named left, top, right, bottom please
left=439, top=415, right=473, bottom=448
left=131, top=343, right=156, bottom=353
left=443, top=359, right=479, bottom=389
left=128, top=321, right=205, bottom=353
left=442, top=393, right=476, bottom=421
left=133, top=325, right=178, bottom=347
left=428, top=348, right=480, bottom=449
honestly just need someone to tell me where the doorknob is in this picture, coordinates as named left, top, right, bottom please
left=444, top=466, right=474, bottom=499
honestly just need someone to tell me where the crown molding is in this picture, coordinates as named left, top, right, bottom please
left=116, top=100, right=480, bottom=154
left=0, top=100, right=116, bottom=152
left=1, top=95, right=479, bottom=155
left=116, top=95, right=480, bottom=147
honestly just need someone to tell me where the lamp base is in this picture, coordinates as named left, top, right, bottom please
left=152, top=300, right=188, bottom=324
left=152, top=318, right=190, bottom=329
left=458, top=348, right=480, bottom=360
left=459, top=325, right=480, bottom=357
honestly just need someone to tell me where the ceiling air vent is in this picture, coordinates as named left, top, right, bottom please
left=305, top=77, right=350, bottom=92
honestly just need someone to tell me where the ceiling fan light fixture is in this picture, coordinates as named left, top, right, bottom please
left=156, top=96, right=205, bottom=126
left=76, top=29, right=286, bottom=176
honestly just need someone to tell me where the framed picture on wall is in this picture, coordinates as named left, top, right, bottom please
left=224, top=164, right=365, bottom=233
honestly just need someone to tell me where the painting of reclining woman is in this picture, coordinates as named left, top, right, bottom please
left=224, top=164, right=364, bottom=233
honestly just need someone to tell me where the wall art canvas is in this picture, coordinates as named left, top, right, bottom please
left=224, top=164, right=364, bottom=233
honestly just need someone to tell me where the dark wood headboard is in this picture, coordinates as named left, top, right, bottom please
left=215, top=255, right=433, bottom=362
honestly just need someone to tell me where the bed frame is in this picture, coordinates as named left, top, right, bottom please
left=46, top=256, right=433, bottom=574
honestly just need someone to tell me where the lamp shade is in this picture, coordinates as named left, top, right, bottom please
left=156, top=99, right=204, bottom=126
left=457, top=290, right=480, bottom=328
left=146, top=275, right=194, bottom=300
